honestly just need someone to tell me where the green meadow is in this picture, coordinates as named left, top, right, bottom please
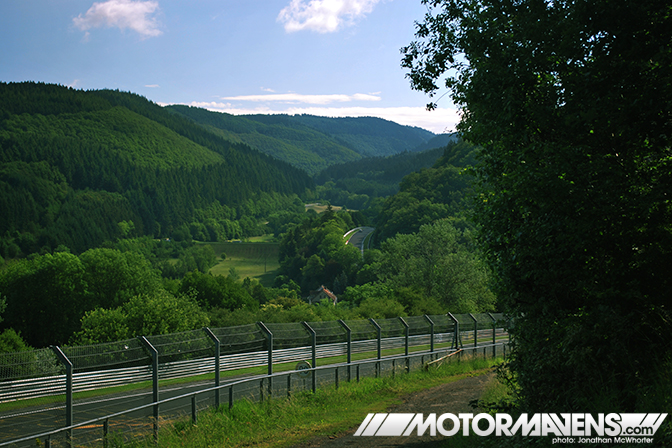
left=207, top=241, right=280, bottom=287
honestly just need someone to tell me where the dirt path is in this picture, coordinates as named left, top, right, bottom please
left=290, top=371, right=496, bottom=448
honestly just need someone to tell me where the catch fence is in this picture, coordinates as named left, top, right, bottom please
left=0, top=312, right=509, bottom=447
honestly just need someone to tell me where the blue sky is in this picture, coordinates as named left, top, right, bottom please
left=0, top=0, right=458, bottom=133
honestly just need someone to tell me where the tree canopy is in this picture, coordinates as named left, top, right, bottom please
left=403, top=0, right=672, bottom=415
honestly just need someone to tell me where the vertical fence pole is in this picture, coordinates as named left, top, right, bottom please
left=469, top=313, right=478, bottom=349
left=399, top=317, right=409, bottom=356
left=338, top=320, right=352, bottom=381
left=399, top=317, right=410, bottom=373
left=138, top=336, right=159, bottom=443
left=369, top=318, right=381, bottom=377
left=302, top=322, right=317, bottom=393
left=424, top=315, right=435, bottom=353
left=229, top=386, right=234, bottom=410
left=203, top=327, right=220, bottom=408
left=257, top=322, right=273, bottom=396
left=103, top=418, right=109, bottom=448
left=50, top=346, right=73, bottom=447
left=448, top=313, right=460, bottom=350
left=488, top=313, right=497, bottom=358
left=287, top=373, right=292, bottom=398
left=135, top=336, right=159, bottom=442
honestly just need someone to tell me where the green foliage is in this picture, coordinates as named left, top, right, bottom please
left=289, top=114, right=434, bottom=158
left=313, top=139, right=460, bottom=212
left=403, top=0, right=672, bottom=413
left=377, top=220, right=495, bottom=313
left=178, top=270, right=255, bottom=311
left=0, top=252, right=88, bottom=347
left=168, top=106, right=438, bottom=175
left=374, top=140, right=477, bottom=242
left=0, top=82, right=313, bottom=255
left=80, top=248, right=162, bottom=309
left=167, top=106, right=361, bottom=175
left=356, top=297, right=407, bottom=319
left=71, top=307, right=130, bottom=345
left=73, top=291, right=209, bottom=344
left=0, top=328, right=31, bottom=354
left=278, top=208, right=362, bottom=294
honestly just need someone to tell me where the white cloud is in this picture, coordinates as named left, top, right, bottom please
left=73, top=0, right=162, bottom=38
left=145, top=84, right=160, bottom=88
left=277, top=0, right=383, bottom=33
left=220, top=92, right=381, bottom=105
left=181, top=101, right=459, bottom=134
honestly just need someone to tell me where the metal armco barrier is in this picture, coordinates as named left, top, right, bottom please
left=0, top=313, right=509, bottom=447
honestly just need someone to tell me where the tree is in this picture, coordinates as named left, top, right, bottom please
left=72, top=291, right=210, bottom=344
left=0, top=328, right=31, bottom=354
left=178, top=270, right=255, bottom=311
left=403, top=0, right=672, bottom=414
left=377, top=220, right=495, bottom=313
left=80, top=248, right=162, bottom=309
left=0, top=252, right=88, bottom=347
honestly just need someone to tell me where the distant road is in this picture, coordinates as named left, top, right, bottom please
left=344, top=227, right=374, bottom=256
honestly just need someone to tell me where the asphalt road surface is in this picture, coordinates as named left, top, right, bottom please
left=345, top=227, right=374, bottom=255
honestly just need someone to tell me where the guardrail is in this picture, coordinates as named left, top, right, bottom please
left=1, top=331, right=508, bottom=403
left=0, top=313, right=510, bottom=447
left=1, top=342, right=507, bottom=448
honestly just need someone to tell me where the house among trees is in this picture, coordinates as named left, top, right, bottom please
left=308, top=285, right=338, bottom=305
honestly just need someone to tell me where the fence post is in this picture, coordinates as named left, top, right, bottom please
left=398, top=317, right=409, bottom=356
left=369, top=318, right=381, bottom=377
left=203, top=327, right=220, bottom=408
left=338, top=320, right=352, bottom=381
left=448, top=313, right=461, bottom=349
left=103, top=419, right=109, bottom=448
left=302, top=321, right=317, bottom=393
left=469, top=313, right=478, bottom=349
left=50, top=346, right=73, bottom=446
left=424, top=315, right=435, bottom=353
left=487, top=313, right=497, bottom=358
left=138, top=336, right=159, bottom=443
left=257, top=322, right=273, bottom=396
left=399, top=317, right=410, bottom=373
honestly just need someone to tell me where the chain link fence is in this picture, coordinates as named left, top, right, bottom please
left=0, top=313, right=510, bottom=447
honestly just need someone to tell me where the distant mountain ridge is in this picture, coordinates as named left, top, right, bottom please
left=0, top=82, right=312, bottom=254
left=166, top=106, right=437, bottom=175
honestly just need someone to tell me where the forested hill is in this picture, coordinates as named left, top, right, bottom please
left=0, top=82, right=313, bottom=255
left=373, top=139, right=478, bottom=242
left=166, top=106, right=435, bottom=175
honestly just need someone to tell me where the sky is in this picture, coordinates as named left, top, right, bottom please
left=0, top=0, right=459, bottom=134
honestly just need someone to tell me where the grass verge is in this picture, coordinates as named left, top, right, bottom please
left=124, top=356, right=503, bottom=448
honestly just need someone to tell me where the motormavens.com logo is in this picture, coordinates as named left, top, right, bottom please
left=354, top=413, right=668, bottom=444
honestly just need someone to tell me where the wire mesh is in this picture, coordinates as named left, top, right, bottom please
left=0, top=347, right=61, bottom=382
left=62, top=338, right=147, bottom=373
left=0, top=314, right=508, bottom=448
left=264, top=322, right=311, bottom=349
left=377, top=317, right=405, bottom=339
left=341, top=318, right=377, bottom=342
left=473, top=313, right=495, bottom=330
left=426, top=314, right=453, bottom=334
left=306, top=320, right=345, bottom=345
left=211, top=323, right=265, bottom=355
left=405, top=315, right=432, bottom=336
left=146, top=329, right=213, bottom=363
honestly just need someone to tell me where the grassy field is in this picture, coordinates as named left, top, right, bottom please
left=207, top=241, right=280, bottom=287
left=305, top=203, right=344, bottom=214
